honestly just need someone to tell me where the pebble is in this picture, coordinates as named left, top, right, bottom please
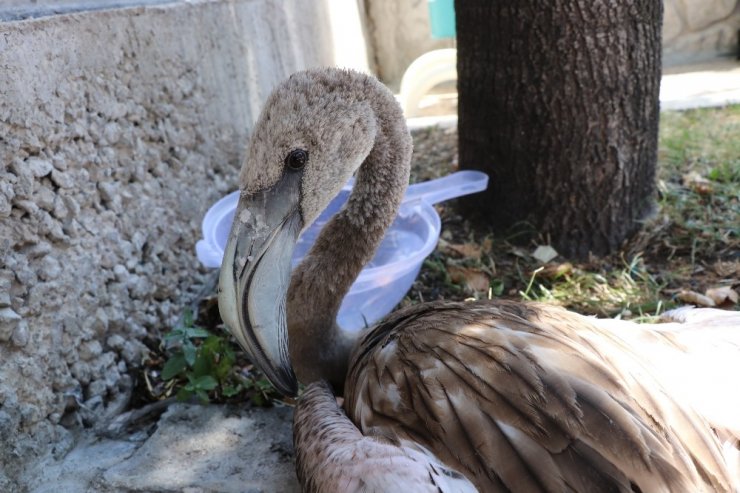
left=26, top=158, right=53, bottom=178
left=38, top=256, right=62, bottom=281
left=11, top=321, right=29, bottom=348
left=0, top=277, right=11, bottom=308
left=51, top=169, right=74, bottom=189
left=0, top=308, right=21, bottom=342
left=79, top=340, right=103, bottom=361
left=35, top=185, right=56, bottom=211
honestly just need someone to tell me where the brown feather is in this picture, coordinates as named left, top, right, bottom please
left=344, top=300, right=738, bottom=492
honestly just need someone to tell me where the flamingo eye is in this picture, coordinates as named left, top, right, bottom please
left=285, top=149, right=308, bottom=171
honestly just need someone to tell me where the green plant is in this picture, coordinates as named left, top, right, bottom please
left=160, top=310, right=236, bottom=403
left=160, top=309, right=280, bottom=405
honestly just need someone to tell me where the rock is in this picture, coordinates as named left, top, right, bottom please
left=102, top=366, right=120, bottom=390
left=0, top=410, right=18, bottom=440
left=12, top=321, right=29, bottom=348
left=112, top=264, right=128, bottom=283
left=35, top=185, right=56, bottom=211
left=52, top=196, right=69, bottom=220
left=61, top=194, right=80, bottom=217
left=15, top=199, right=39, bottom=216
left=0, top=193, right=11, bottom=218
left=50, top=426, right=76, bottom=461
left=19, top=403, right=42, bottom=427
left=0, top=308, right=22, bottom=342
left=98, top=182, right=119, bottom=205
left=102, top=404, right=299, bottom=493
left=86, top=380, right=108, bottom=400
left=38, top=256, right=62, bottom=281
left=102, top=122, right=121, bottom=145
left=6, top=167, right=28, bottom=204
left=50, top=169, right=74, bottom=189
left=23, top=437, right=140, bottom=493
left=0, top=277, right=11, bottom=308
left=121, top=341, right=144, bottom=364
left=79, top=341, right=103, bottom=361
left=26, top=158, right=53, bottom=178
left=106, top=334, right=125, bottom=350
left=91, top=352, right=117, bottom=379
left=52, top=156, right=68, bottom=171
left=127, top=275, right=152, bottom=299
left=93, top=308, right=109, bottom=336
left=70, top=362, right=91, bottom=385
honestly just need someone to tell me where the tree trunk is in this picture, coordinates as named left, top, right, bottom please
left=455, top=0, right=662, bottom=258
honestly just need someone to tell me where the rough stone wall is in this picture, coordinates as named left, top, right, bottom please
left=365, top=0, right=740, bottom=89
left=0, top=0, right=332, bottom=488
left=663, top=0, right=740, bottom=65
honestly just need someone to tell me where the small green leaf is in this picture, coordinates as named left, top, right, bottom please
left=161, top=354, right=187, bottom=380
left=183, top=344, right=197, bottom=367
left=192, top=375, right=218, bottom=391
left=215, top=356, right=233, bottom=381
left=184, top=327, right=211, bottom=339
left=202, top=336, right=220, bottom=353
left=182, top=309, right=194, bottom=328
left=195, top=389, right=210, bottom=404
left=250, top=393, right=265, bottom=407
left=222, top=384, right=242, bottom=397
left=176, top=387, right=192, bottom=402
left=192, top=351, right=213, bottom=378
left=164, top=330, right=184, bottom=343
left=490, top=278, right=505, bottom=297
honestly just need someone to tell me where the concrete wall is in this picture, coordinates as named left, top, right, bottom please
left=364, top=0, right=454, bottom=91
left=0, top=0, right=333, bottom=487
left=663, top=0, right=740, bottom=65
left=364, top=0, right=740, bottom=90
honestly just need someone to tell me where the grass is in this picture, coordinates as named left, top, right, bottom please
left=651, top=106, right=740, bottom=261
left=405, top=104, right=739, bottom=319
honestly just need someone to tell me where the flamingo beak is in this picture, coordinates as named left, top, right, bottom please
left=218, top=173, right=302, bottom=397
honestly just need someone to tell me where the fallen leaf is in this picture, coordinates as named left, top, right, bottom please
left=713, top=260, right=740, bottom=277
left=444, top=242, right=482, bottom=259
left=481, top=237, right=493, bottom=254
left=705, top=286, right=739, bottom=306
left=533, top=245, right=558, bottom=264
left=448, top=265, right=490, bottom=292
left=682, top=171, right=713, bottom=195
left=677, top=290, right=716, bottom=307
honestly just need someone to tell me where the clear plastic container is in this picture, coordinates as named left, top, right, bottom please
left=197, top=170, right=488, bottom=330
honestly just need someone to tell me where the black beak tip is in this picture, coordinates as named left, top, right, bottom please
left=272, top=366, right=299, bottom=398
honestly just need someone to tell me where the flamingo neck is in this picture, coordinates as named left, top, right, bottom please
left=287, top=93, right=412, bottom=393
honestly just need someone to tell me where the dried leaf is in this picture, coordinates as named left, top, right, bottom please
left=532, top=245, right=558, bottom=264
left=677, top=290, right=716, bottom=307
left=705, top=286, right=739, bottom=306
left=445, top=243, right=482, bottom=259
left=713, top=260, right=740, bottom=277
left=448, top=265, right=490, bottom=292
left=682, top=171, right=713, bottom=195
left=481, top=237, right=493, bottom=254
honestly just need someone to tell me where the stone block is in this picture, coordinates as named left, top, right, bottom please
left=684, top=0, right=737, bottom=31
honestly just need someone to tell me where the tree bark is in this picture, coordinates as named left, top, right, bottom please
left=455, top=0, right=662, bottom=258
